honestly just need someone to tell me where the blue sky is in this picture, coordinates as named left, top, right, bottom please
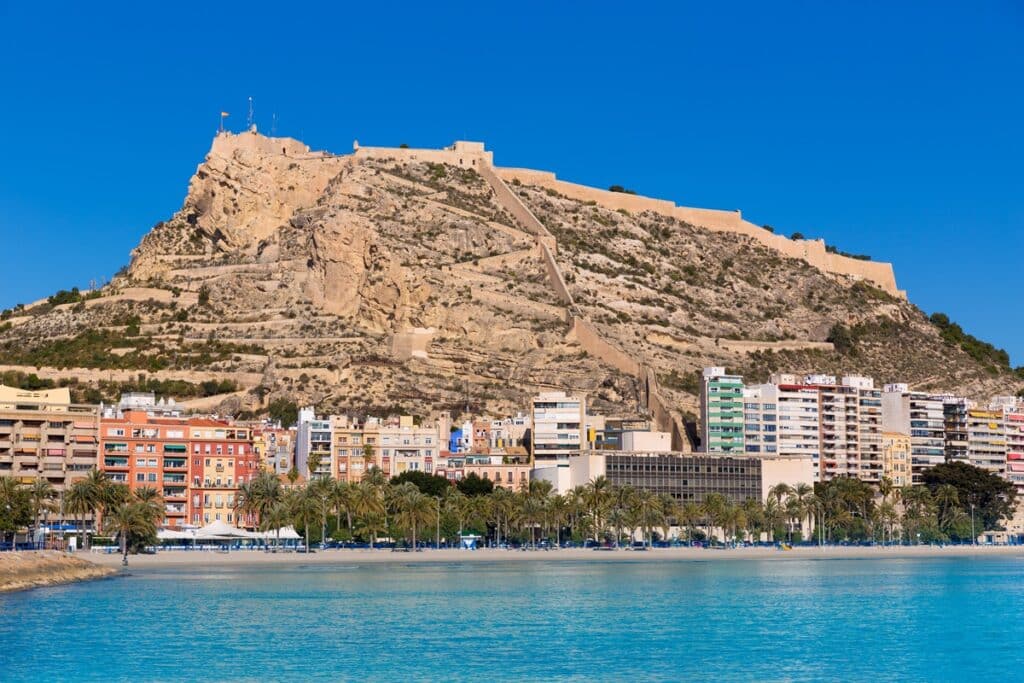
left=1, top=2, right=1022, bottom=363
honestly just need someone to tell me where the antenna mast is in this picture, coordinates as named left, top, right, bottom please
left=247, top=96, right=254, bottom=130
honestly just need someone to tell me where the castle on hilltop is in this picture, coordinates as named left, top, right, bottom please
left=212, top=130, right=903, bottom=298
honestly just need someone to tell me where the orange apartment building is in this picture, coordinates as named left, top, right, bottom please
left=100, top=411, right=191, bottom=528
left=100, top=413, right=257, bottom=529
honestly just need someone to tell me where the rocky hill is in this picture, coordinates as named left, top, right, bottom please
left=1, top=131, right=1020, bottom=441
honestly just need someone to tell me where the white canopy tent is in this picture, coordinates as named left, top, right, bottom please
left=194, top=520, right=252, bottom=540
left=253, top=526, right=301, bottom=541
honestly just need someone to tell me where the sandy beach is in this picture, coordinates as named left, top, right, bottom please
left=82, top=544, right=1024, bottom=569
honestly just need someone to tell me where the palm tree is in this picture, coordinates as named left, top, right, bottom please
left=564, top=487, right=586, bottom=542
left=235, top=480, right=258, bottom=530
left=763, top=497, right=783, bottom=543
left=132, top=487, right=164, bottom=525
left=632, top=490, right=663, bottom=547
left=241, top=471, right=283, bottom=538
left=702, top=493, right=728, bottom=544
left=515, top=493, right=542, bottom=548
left=105, top=501, right=158, bottom=566
left=260, top=502, right=292, bottom=551
left=352, top=480, right=385, bottom=548
left=679, top=502, right=702, bottom=543
left=310, top=476, right=335, bottom=546
left=65, top=480, right=93, bottom=549
left=81, top=469, right=111, bottom=545
left=792, top=483, right=813, bottom=538
left=27, top=478, right=56, bottom=546
left=584, top=476, right=613, bottom=543
left=768, top=483, right=793, bottom=505
left=332, top=480, right=356, bottom=537
left=547, top=494, right=569, bottom=546
left=489, top=487, right=515, bottom=546
left=289, top=486, right=321, bottom=551
left=394, top=486, right=434, bottom=549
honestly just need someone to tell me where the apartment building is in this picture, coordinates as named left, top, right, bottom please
left=330, top=415, right=378, bottom=483
left=0, top=385, right=99, bottom=526
left=100, top=411, right=190, bottom=528
left=252, top=426, right=294, bottom=475
left=882, top=432, right=911, bottom=487
left=296, top=407, right=332, bottom=479
left=965, top=408, right=1006, bottom=474
left=799, top=374, right=883, bottom=483
left=882, top=385, right=946, bottom=485
left=700, top=368, right=745, bottom=454
left=380, top=416, right=439, bottom=476
left=488, top=413, right=530, bottom=450
left=435, top=453, right=531, bottom=491
left=997, top=398, right=1024, bottom=495
left=531, top=391, right=585, bottom=466
left=188, top=419, right=256, bottom=527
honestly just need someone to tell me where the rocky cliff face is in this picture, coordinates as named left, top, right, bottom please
left=1, top=131, right=1020, bottom=422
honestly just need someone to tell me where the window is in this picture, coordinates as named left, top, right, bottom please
left=107, top=428, right=125, bottom=437
left=148, top=459, right=157, bottom=467
left=193, top=445, right=200, bottom=454
left=136, top=473, right=145, bottom=482
left=205, top=459, right=211, bottom=466
left=148, top=473, right=156, bottom=482
left=204, top=445, right=211, bottom=454
left=136, top=458, right=145, bottom=466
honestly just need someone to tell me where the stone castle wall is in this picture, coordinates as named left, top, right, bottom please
left=496, top=168, right=902, bottom=297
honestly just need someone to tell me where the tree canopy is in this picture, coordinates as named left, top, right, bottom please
left=456, top=472, right=494, bottom=497
left=390, top=471, right=451, bottom=498
left=922, top=462, right=1016, bottom=531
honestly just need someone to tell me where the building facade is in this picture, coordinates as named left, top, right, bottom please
left=0, top=385, right=100, bottom=526
left=700, top=368, right=745, bottom=454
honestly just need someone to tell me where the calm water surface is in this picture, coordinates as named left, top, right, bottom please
left=1, top=557, right=1021, bottom=681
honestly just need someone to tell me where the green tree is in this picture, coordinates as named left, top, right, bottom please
left=457, top=472, right=494, bottom=497
left=390, top=471, right=451, bottom=498
left=267, top=399, right=299, bottom=428
left=922, top=462, right=1016, bottom=531
left=0, top=477, right=31, bottom=545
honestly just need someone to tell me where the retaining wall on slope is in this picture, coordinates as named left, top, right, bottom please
left=643, top=367, right=691, bottom=453
left=539, top=244, right=575, bottom=309
left=478, top=164, right=557, bottom=252
left=496, top=167, right=902, bottom=297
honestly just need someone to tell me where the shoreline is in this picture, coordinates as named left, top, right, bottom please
left=84, top=544, right=1024, bottom=569
left=0, top=551, right=119, bottom=593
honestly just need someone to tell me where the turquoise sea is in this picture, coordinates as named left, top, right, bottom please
left=1, top=557, right=1021, bottom=681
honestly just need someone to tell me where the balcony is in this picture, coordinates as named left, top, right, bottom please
left=163, top=459, right=187, bottom=470
left=162, top=474, right=187, bottom=484
left=104, top=458, right=129, bottom=469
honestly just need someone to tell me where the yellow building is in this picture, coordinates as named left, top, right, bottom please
left=882, top=432, right=911, bottom=487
